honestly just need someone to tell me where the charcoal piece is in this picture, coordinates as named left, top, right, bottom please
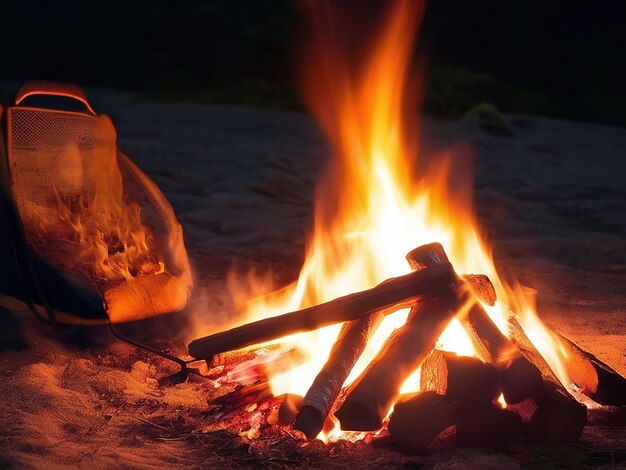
left=501, top=356, right=543, bottom=404
left=387, top=391, right=456, bottom=454
left=456, top=403, right=522, bottom=450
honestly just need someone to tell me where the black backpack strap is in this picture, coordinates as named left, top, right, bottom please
left=0, top=101, right=57, bottom=325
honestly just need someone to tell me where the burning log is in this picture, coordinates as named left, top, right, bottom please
left=528, top=381, right=587, bottom=445
left=459, top=303, right=543, bottom=404
left=293, top=243, right=452, bottom=438
left=293, top=311, right=384, bottom=439
left=387, top=391, right=456, bottom=454
left=188, top=244, right=495, bottom=360
left=456, top=403, right=522, bottom=450
left=462, top=275, right=497, bottom=311
left=335, top=243, right=492, bottom=431
left=556, top=333, right=626, bottom=406
left=460, top=303, right=511, bottom=365
left=334, top=296, right=466, bottom=431
left=419, top=350, right=501, bottom=405
left=504, top=311, right=626, bottom=407
left=506, top=316, right=573, bottom=399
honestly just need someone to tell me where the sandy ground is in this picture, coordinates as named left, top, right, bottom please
left=0, top=90, right=625, bottom=468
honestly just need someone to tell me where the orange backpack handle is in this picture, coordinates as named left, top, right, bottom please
left=14, top=81, right=97, bottom=115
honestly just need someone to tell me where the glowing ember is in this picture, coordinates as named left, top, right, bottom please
left=225, top=0, right=574, bottom=439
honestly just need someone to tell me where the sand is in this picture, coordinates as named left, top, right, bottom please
left=0, top=91, right=624, bottom=468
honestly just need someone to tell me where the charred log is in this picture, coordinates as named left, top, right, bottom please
left=293, top=244, right=452, bottom=439
left=528, top=380, right=587, bottom=445
left=556, top=333, right=626, bottom=406
left=189, top=260, right=456, bottom=359
left=459, top=304, right=544, bottom=405
left=501, top=356, right=543, bottom=405
left=460, top=303, right=511, bottom=365
left=420, top=350, right=501, bottom=405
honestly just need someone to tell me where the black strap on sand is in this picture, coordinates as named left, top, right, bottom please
left=108, top=323, right=198, bottom=385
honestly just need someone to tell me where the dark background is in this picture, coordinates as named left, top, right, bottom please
left=1, top=0, right=624, bottom=126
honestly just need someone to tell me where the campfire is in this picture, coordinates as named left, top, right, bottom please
left=186, top=0, right=625, bottom=453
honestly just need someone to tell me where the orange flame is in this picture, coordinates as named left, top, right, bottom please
left=25, top=146, right=163, bottom=289
left=227, top=0, right=574, bottom=439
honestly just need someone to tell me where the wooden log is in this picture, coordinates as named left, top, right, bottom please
left=501, top=356, right=543, bottom=405
left=201, top=345, right=306, bottom=382
left=335, top=243, right=493, bottom=431
left=293, top=311, right=384, bottom=438
left=420, top=350, right=501, bottom=404
left=335, top=293, right=469, bottom=431
left=461, top=275, right=497, bottom=309
left=456, top=403, right=522, bottom=450
left=504, top=324, right=590, bottom=440
left=555, top=333, right=626, bottom=406
left=518, top=285, right=626, bottom=406
left=528, top=380, right=587, bottom=445
left=188, top=248, right=500, bottom=361
left=188, top=260, right=458, bottom=359
left=293, top=243, right=448, bottom=439
left=387, top=391, right=456, bottom=454
left=188, top=243, right=496, bottom=360
left=503, top=310, right=625, bottom=409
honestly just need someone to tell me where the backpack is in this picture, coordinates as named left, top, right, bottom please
left=0, top=81, right=193, bottom=326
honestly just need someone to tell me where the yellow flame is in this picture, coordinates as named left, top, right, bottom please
left=225, top=0, right=574, bottom=440
left=497, top=393, right=508, bottom=409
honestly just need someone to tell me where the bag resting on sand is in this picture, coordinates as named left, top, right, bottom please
left=0, top=81, right=193, bottom=325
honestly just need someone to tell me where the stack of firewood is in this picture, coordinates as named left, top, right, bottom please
left=189, top=243, right=626, bottom=451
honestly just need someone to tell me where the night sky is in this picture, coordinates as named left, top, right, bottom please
left=1, top=0, right=624, bottom=125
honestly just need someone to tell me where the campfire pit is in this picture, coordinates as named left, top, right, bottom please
left=190, top=241, right=625, bottom=450
left=183, top=0, right=626, bottom=456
